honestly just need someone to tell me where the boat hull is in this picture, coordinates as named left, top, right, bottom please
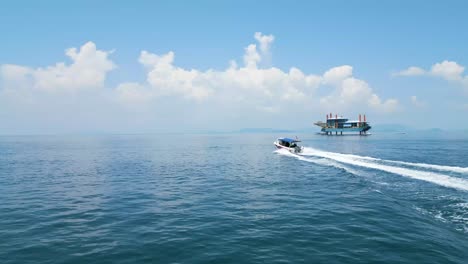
left=321, top=125, right=371, bottom=135
left=274, top=142, right=303, bottom=154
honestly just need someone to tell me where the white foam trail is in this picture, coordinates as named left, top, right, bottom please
left=379, top=160, right=468, bottom=174
left=301, top=147, right=468, bottom=174
left=274, top=149, right=359, bottom=175
left=300, top=148, right=468, bottom=192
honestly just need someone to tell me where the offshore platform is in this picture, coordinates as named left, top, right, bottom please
left=314, top=113, right=371, bottom=135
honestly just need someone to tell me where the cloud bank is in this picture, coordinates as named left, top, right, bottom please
left=0, top=32, right=399, bottom=133
left=395, top=60, right=468, bottom=89
left=116, top=32, right=398, bottom=112
left=1, top=42, right=115, bottom=92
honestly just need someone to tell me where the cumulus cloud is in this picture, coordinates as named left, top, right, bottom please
left=141, top=50, right=213, bottom=100
left=430, top=60, right=465, bottom=81
left=0, top=64, right=33, bottom=90
left=395, top=60, right=468, bottom=90
left=118, top=32, right=324, bottom=104
left=243, top=44, right=261, bottom=68
left=393, top=66, right=425, bottom=76
left=254, top=32, right=274, bottom=54
left=1, top=33, right=400, bottom=133
left=253, top=32, right=274, bottom=66
left=119, top=33, right=397, bottom=113
left=322, top=65, right=353, bottom=85
left=0, top=64, right=32, bottom=82
left=116, top=82, right=154, bottom=104
left=139, top=50, right=174, bottom=68
left=320, top=66, right=399, bottom=112
left=1, top=42, right=115, bottom=92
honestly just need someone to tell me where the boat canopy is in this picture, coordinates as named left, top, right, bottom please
left=278, top=137, right=301, bottom=143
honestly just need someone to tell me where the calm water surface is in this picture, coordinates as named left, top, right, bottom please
left=0, top=133, right=467, bottom=263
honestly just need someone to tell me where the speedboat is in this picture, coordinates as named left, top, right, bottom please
left=274, top=137, right=304, bottom=154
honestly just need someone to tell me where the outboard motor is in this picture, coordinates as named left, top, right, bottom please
left=294, top=146, right=303, bottom=153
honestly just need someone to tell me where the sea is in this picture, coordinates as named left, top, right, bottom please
left=0, top=132, right=467, bottom=263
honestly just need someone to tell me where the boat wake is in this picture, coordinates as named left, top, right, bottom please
left=275, top=147, right=468, bottom=192
left=275, top=148, right=360, bottom=175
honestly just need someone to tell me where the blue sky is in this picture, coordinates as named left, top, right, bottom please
left=1, top=0, right=468, bottom=134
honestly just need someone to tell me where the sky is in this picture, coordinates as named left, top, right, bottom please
left=1, top=0, right=468, bottom=134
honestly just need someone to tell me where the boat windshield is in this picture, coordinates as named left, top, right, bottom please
left=278, top=139, right=300, bottom=148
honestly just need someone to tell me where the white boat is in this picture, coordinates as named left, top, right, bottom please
left=274, top=137, right=304, bottom=154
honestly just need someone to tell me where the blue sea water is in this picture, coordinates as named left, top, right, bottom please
left=0, top=133, right=467, bottom=263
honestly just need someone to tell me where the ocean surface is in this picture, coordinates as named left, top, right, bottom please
left=1, top=132, right=467, bottom=263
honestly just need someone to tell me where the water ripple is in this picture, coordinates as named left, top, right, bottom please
left=0, top=134, right=467, bottom=263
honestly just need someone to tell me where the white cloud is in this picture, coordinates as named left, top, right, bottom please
left=139, top=50, right=174, bottom=68
left=320, top=67, right=399, bottom=112
left=323, top=65, right=353, bottom=86
left=138, top=50, right=213, bottom=100
left=1, top=64, right=32, bottom=82
left=254, top=32, right=274, bottom=54
left=243, top=44, right=261, bottom=68
left=116, top=82, right=154, bottom=104
left=395, top=60, right=468, bottom=90
left=1, top=34, right=391, bottom=111
left=1, top=33, right=400, bottom=133
left=119, top=33, right=323, bottom=104
left=253, top=32, right=274, bottom=67
left=1, top=42, right=115, bottom=92
left=393, top=66, right=425, bottom=76
left=35, top=42, right=115, bottom=91
left=430, top=60, right=465, bottom=81
left=0, top=64, right=33, bottom=90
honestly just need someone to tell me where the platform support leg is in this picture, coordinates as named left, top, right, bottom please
left=341, top=132, right=343, bottom=135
